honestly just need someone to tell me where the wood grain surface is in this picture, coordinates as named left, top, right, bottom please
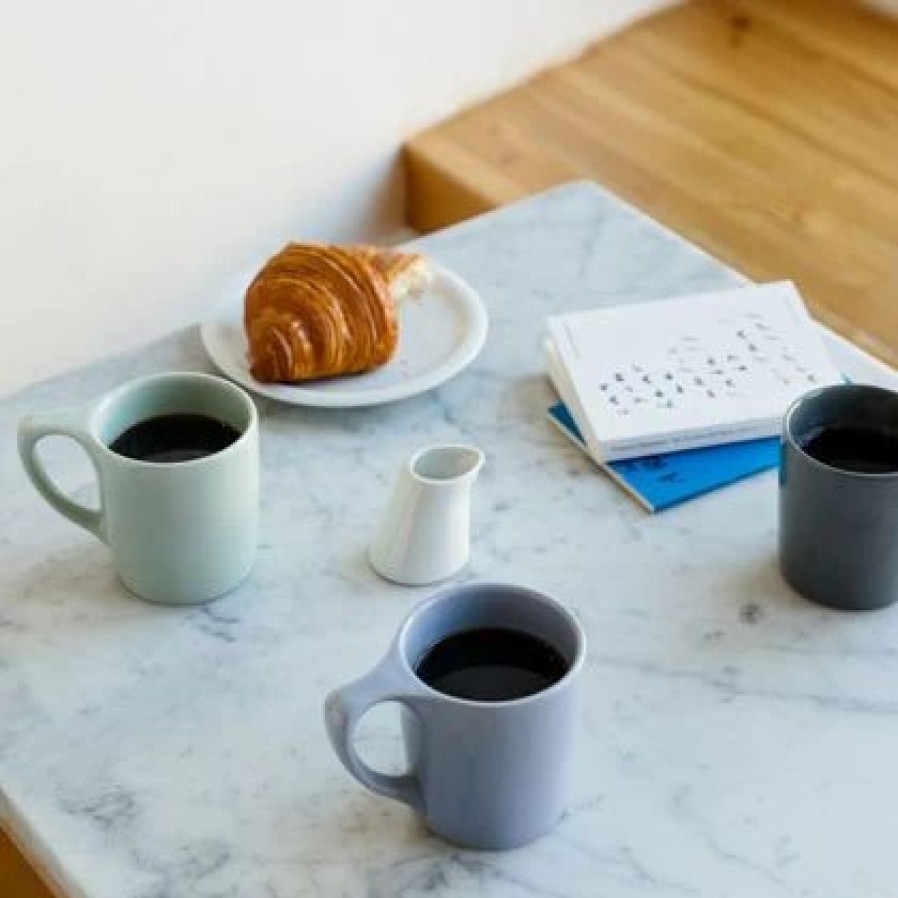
left=405, top=0, right=898, bottom=364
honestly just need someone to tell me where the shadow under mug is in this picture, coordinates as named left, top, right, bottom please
left=780, top=383, right=898, bottom=611
left=325, top=582, right=585, bottom=850
left=18, top=371, right=259, bottom=606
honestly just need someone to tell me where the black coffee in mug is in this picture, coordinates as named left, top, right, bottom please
left=415, top=627, right=569, bottom=702
left=799, top=425, right=898, bottom=474
left=109, top=413, right=241, bottom=463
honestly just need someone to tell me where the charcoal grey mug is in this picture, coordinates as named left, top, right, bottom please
left=18, top=372, right=259, bottom=606
left=324, top=583, right=584, bottom=850
left=780, top=383, right=898, bottom=611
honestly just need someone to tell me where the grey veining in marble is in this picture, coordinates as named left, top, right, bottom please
left=2, top=182, right=898, bottom=898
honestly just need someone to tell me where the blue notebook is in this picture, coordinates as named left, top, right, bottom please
left=548, top=402, right=779, bottom=513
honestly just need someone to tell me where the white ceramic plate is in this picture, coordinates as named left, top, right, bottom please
left=200, top=263, right=488, bottom=407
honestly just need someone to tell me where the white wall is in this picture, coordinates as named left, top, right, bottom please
left=1, top=0, right=671, bottom=396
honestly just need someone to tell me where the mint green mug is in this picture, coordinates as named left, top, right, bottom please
left=18, top=372, right=259, bottom=605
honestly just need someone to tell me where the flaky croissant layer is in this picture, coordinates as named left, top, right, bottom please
left=245, top=243, right=419, bottom=383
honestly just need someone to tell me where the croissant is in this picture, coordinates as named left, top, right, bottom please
left=244, top=243, right=430, bottom=383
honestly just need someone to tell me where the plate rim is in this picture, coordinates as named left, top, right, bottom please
left=199, top=262, right=489, bottom=408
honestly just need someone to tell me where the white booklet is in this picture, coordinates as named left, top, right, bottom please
left=546, top=282, right=843, bottom=462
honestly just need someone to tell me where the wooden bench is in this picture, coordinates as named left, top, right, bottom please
left=0, top=828, right=54, bottom=897
left=404, top=0, right=898, bottom=366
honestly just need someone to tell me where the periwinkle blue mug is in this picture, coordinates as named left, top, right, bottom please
left=325, top=583, right=584, bottom=850
left=18, top=372, right=259, bottom=606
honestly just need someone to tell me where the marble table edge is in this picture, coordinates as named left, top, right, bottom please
left=1, top=791, right=83, bottom=898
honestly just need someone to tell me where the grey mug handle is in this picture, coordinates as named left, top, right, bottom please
left=17, top=406, right=107, bottom=542
left=324, top=655, right=430, bottom=811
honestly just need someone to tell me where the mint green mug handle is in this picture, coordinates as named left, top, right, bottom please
left=17, top=407, right=106, bottom=541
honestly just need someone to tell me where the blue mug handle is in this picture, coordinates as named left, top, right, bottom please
left=324, top=654, right=430, bottom=811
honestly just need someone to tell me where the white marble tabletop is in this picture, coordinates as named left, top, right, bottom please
left=3, top=182, right=898, bottom=898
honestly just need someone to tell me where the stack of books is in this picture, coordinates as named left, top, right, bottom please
left=546, top=282, right=843, bottom=512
